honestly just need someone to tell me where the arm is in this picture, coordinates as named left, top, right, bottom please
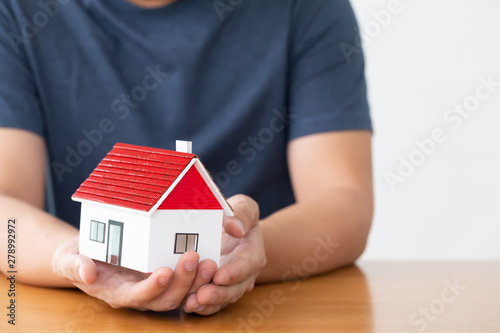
left=183, top=130, right=372, bottom=315
left=0, top=128, right=77, bottom=287
left=258, top=130, right=373, bottom=282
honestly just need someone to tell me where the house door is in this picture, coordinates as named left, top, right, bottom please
left=106, top=220, right=124, bottom=266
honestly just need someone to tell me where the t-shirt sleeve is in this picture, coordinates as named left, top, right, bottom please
left=0, top=7, right=45, bottom=138
left=287, top=0, right=372, bottom=140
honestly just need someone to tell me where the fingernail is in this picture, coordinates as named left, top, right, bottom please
left=202, top=268, right=214, bottom=280
left=233, top=218, right=245, bottom=235
left=184, top=260, right=197, bottom=272
left=193, top=303, right=205, bottom=312
left=220, top=275, right=230, bottom=285
left=78, top=266, right=87, bottom=284
left=159, top=274, right=170, bottom=286
left=208, top=293, right=217, bottom=304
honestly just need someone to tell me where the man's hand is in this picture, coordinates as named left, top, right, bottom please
left=52, top=237, right=217, bottom=311
left=52, top=194, right=265, bottom=314
left=183, top=195, right=266, bottom=315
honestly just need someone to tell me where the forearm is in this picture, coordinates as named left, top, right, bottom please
left=257, top=187, right=373, bottom=283
left=0, top=194, right=78, bottom=287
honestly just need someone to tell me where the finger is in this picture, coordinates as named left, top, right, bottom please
left=213, top=255, right=261, bottom=286
left=192, top=303, right=228, bottom=316
left=147, top=251, right=200, bottom=311
left=196, top=281, right=253, bottom=307
left=183, top=293, right=205, bottom=313
left=187, top=259, right=217, bottom=294
left=183, top=293, right=228, bottom=315
left=224, top=195, right=259, bottom=238
left=124, top=267, right=174, bottom=308
left=52, top=236, right=97, bottom=285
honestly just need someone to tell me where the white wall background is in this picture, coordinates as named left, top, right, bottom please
left=350, top=0, right=500, bottom=260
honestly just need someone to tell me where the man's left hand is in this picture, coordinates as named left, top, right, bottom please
left=183, top=194, right=266, bottom=315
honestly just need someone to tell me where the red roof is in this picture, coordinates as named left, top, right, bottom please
left=72, top=143, right=202, bottom=212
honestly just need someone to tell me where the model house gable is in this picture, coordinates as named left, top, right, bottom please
left=158, top=164, right=222, bottom=210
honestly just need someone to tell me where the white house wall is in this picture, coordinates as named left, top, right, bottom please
left=79, top=202, right=151, bottom=272
left=148, top=210, right=223, bottom=272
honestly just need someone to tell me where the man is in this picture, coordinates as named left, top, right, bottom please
left=0, top=0, right=373, bottom=315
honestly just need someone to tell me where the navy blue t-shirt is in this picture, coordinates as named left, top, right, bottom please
left=0, top=0, right=371, bottom=227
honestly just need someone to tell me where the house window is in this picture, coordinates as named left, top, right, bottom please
left=89, top=220, right=105, bottom=243
left=174, top=233, right=199, bottom=254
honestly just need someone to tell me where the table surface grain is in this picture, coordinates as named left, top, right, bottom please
left=1, top=262, right=499, bottom=332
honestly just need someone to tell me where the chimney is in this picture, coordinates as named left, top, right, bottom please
left=176, top=140, right=192, bottom=154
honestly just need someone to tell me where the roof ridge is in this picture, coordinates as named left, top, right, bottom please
left=114, top=143, right=197, bottom=159
left=98, top=160, right=186, bottom=173
left=103, top=155, right=189, bottom=169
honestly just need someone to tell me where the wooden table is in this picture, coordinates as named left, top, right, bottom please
left=1, top=262, right=499, bottom=332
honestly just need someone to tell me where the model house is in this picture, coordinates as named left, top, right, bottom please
left=71, top=141, right=233, bottom=273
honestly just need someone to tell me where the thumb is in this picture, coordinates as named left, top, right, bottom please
left=224, top=195, right=260, bottom=238
left=52, top=236, right=97, bottom=285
